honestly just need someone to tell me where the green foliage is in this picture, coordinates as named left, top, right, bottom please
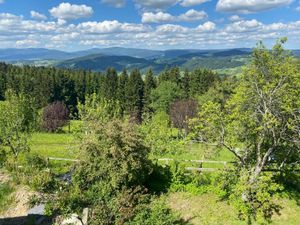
left=150, top=81, right=183, bottom=113
left=189, top=68, right=217, bottom=97
left=128, top=198, right=182, bottom=225
left=229, top=171, right=283, bottom=224
left=126, top=69, right=144, bottom=122
left=190, top=39, right=300, bottom=223
left=78, top=93, right=121, bottom=131
left=0, top=90, right=35, bottom=159
left=51, top=119, right=158, bottom=224
left=0, top=182, right=14, bottom=213
left=144, top=68, right=156, bottom=113
left=140, top=112, right=185, bottom=156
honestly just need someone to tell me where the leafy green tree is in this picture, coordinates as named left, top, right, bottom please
left=140, top=112, right=185, bottom=156
left=190, top=39, right=300, bottom=223
left=78, top=93, right=121, bottom=133
left=0, top=90, right=33, bottom=159
left=150, top=81, right=183, bottom=113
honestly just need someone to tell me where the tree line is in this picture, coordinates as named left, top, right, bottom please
left=0, top=63, right=217, bottom=120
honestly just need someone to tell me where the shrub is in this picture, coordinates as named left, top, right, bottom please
left=42, top=101, right=69, bottom=132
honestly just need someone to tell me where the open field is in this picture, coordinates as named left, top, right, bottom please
left=168, top=192, right=300, bottom=225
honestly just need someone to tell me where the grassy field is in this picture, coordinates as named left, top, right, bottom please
left=29, top=132, right=78, bottom=159
left=168, top=192, right=300, bottom=225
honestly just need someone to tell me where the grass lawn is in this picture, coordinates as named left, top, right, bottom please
left=29, top=132, right=79, bottom=159
left=0, top=182, right=14, bottom=214
left=160, top=142, right=235, bottom=170
left=168, top=192, right=300, bottom=225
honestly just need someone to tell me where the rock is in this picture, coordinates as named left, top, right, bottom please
left=27, top=204, right=45, bottom=216
left=61, top=214, right=83, bottom=225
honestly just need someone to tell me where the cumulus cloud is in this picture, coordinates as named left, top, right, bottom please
left=142, top=12, right=174, bottom=23
left=197, top=21, right=216, bottom=32
left=180, top=0, right=210, bottom=7
left=30, top=11, right=47, bottom=20
left=178, top=9, right=207, bottom=21
left=77, top=20, right=149, bottom=34
left=134, top=0, right=180, bottom=9
left=229, top=15, right=242, bottom=22
left=1, top=11, right=300, bottom=50
left=49, top=2, right=93, bottom=20
left=142, top=9, right=207, bottom=23
left=216, top=0, right=293, bottom=13
left=101, top=0, right=126, bottom=8
left=225, top=19, right=262, bottom=32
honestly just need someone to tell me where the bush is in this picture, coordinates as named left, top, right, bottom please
left=42, top=101, right=69, bottom=132
left=0, top=149, right=6, bottom=168
left=128, top=198, right=182, bottom=225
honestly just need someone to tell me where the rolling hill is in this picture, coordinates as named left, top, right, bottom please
left=1, top=47, right=299, bottom=74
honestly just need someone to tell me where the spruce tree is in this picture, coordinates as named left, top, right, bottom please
left=126, top=69, right=144, bottom=122
left=143, top=68, right=156, bottom=113
left=103, top=67, right=118, bottom=101
left=117, top=69, right=128, bottom=115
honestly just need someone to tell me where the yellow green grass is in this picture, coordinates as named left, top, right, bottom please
left=168, top=192, right=300, bottom=225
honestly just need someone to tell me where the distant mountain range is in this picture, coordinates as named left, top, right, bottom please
left=0, top=47, right=299, bottom=74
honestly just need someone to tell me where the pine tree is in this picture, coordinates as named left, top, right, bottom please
left=169, top=66, right=180, bottom=85
left=126, top=69, right=144, bottom=122
left=103, top=67, right=118, bottom=101
left=143, top=68, right=156, bottom=113
left=181, top=68, right=190, bottom=99
left=117, top=69, right=128, bottom=115
left=189, top=68, right=216, bottom=97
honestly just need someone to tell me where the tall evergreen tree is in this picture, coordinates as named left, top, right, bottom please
left=143, top=68, right=156, bottom=113
left=126, top=69, right=144, bottom=122
left=117, top=69, right=129, bottom=115
left=169, top=66, right=180, bottom=85
left=181, top=69, right=190, bottom=99
left=189, top=68, right=216, bottom=97
left=103, top=67, right=118, bottom=100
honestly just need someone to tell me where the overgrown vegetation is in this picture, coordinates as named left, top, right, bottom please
left=0, top=39, right=299, bottom=224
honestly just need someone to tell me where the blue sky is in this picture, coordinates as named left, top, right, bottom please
left=0, top=0, right=300, bottom=50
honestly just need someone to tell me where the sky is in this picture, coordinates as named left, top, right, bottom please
left=0, top=0, right=300, bottom=51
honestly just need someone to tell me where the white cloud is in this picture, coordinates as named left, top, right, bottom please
left=101, top=0, right=126, bottom=8
left=142, top=12, right=174, bottom=23
left=229, top=15, right=242, bottom=22
left=49, top=2, right=93, bottom=20
left=77, top=20, right=148, bottom=34
left=197, top=21, right=216, bottom=32
left=216, top=0, right=292, bottom=13
left=1, top=11, right=300, bottom=50
left=156, top=24, right=188, bottom=33
left=142, top=9, right=207, bottom=23
left=30, top=11, right=47, bottom=20
left=16, top=39, right=40, bottom=47
left=296, top=6, right=300, bottom=11
left=0, top=0, right=4, bottom=4
left=180, top=0, right=210, bottom=7
left=134, top=0, right=180, bottom=9
left=178, top=9, right=207, bottom=21
left=225, top=19, right=262, bottom=32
